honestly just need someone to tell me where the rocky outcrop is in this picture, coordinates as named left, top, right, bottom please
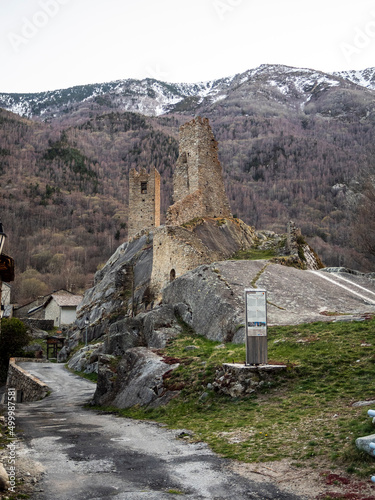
left=67, top=343, right=104, bottom=374
left=76, top=233, right=153, bottom=339
left=92, top=347, right=180, bottom=409
left=163, top=260, right=375, bottom=333
left=102, top=304, right=182, bottom=352
left=71, top=217, right=257, bottom=345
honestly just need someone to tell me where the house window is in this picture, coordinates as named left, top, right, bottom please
left=141, top=182, right=148, bottom=194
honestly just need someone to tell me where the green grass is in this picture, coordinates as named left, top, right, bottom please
left=231, top=248, right=276, bottom=260
left=94, top=317, right=375, bottom=477
left=65, top=364, right=98, bottom=383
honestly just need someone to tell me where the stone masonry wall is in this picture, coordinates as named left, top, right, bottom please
left=151, top=225, right=218, bottom=297
left=166, top=117, right=231, bottom=226
left=213, top=363, right=287, bottom=398
left=18, top=318, right=54, bottom=331
left=5, top=358, right=50, bottom=403
left=128, top=167, right=160, bottom=239
left=151, top=218, right=256, bottom=298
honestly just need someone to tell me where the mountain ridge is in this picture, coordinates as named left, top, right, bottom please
left=1, top=64, right=375, bottom=122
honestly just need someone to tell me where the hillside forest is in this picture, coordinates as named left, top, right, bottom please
left=1, top=67, right=375, bottom=305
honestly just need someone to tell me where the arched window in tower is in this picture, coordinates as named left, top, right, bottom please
left=141, top=182, right=148, bottom=194
left=170, top=269, right=176, bottom=282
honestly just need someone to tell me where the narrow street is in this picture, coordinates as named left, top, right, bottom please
left=14, top=363, right=304, bottom=500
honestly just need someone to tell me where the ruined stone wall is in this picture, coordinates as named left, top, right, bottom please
left=165, top=191, right=205, bottom=229
left=19, top=318, right=54, bottom=331
left=128, top=167, right=160, bottom=240
left=150, top=218, right=256, bottom=297
left=167, top=117, right=232, bottom=226
left=151, top=226, right=217, bottom=296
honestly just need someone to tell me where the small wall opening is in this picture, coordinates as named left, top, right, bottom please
left=170, top=269, right=176, bottom=282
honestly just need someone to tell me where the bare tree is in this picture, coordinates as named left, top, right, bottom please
left=354, top=181, right=375, bottom=259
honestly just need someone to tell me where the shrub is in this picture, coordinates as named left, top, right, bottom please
left=0, top=318, right=32, bottom=382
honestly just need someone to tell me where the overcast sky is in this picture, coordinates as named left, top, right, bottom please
left=1, top=0, right=375, bottom=93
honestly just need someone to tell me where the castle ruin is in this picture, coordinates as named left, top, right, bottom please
left=128, top=167, right=160, bottom=240
left=166, top=117, right=232, bottom=226
left=128, top=117, right=232, bottom=239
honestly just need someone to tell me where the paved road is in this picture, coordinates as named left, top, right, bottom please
left=15, top=363, right=303, bottom=500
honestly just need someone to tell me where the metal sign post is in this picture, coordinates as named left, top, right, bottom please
left=245, top=288, right=267, bottom=365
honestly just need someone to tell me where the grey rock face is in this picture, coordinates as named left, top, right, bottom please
left=67, top=343, right=103, bottom=374
left=164, top=264, right=245, bottom=343
left=92, top=347, right=179, bottom=409
left=164, top=260, right=375, bottom=337
left=76, top=234, right=153, bottom=331
left=143, top=305, right=181, bottom=348
left=104, top=317, right=144, bottom=356
left=57, top=345, right=70, bottom=363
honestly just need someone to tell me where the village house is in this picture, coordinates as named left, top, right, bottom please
left=14, top=289, right=83, bottom=328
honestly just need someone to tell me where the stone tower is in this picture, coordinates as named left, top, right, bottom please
left=128, top=167, right=160, bottom=239
left=166, top=116, right=231, bottom=226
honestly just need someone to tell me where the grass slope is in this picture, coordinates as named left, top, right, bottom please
left=97, top=317, right=375, bottom=478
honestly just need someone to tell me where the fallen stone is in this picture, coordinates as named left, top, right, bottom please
left=356, top=434, right=375, bottom=457
left=57, top=345, right=70, bottom=363
left=352, top=400, right=375, bottom=408
left=143, top=305, right=182, bottom=348
left=99, top=354, right=117, bottom=365
left=184, top=345, right=199, bottom=351
left=199, top=392, right=209, bottom=401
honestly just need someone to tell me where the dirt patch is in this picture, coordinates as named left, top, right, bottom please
left=230, top=459, right=375, bottom=500
left=0, top=441, right=44, bottom=499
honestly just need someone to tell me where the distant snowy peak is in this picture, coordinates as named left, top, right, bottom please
left=0, top=64, right=374, bottom=121
left=237, top=64, right=343, bottom=97
left=332, top=68, right=375, bottom=90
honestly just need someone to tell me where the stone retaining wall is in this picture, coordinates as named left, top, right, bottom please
left=213, top=363, right=287, bottom=398
left=20, top=318, right=54, bottom=331
left=5, top=358, right=50, bottom=403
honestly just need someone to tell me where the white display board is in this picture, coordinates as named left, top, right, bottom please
left=245, top=289, right=267, bottom=336
left=244, top=288, right=267, bottom=365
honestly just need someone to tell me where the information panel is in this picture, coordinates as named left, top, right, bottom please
left=245, top=288, right=267, bottom=365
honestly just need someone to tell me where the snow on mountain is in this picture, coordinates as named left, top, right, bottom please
left=332, top=68, right=375, bottom=90
left=0, top=64, right=374, bottom=121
